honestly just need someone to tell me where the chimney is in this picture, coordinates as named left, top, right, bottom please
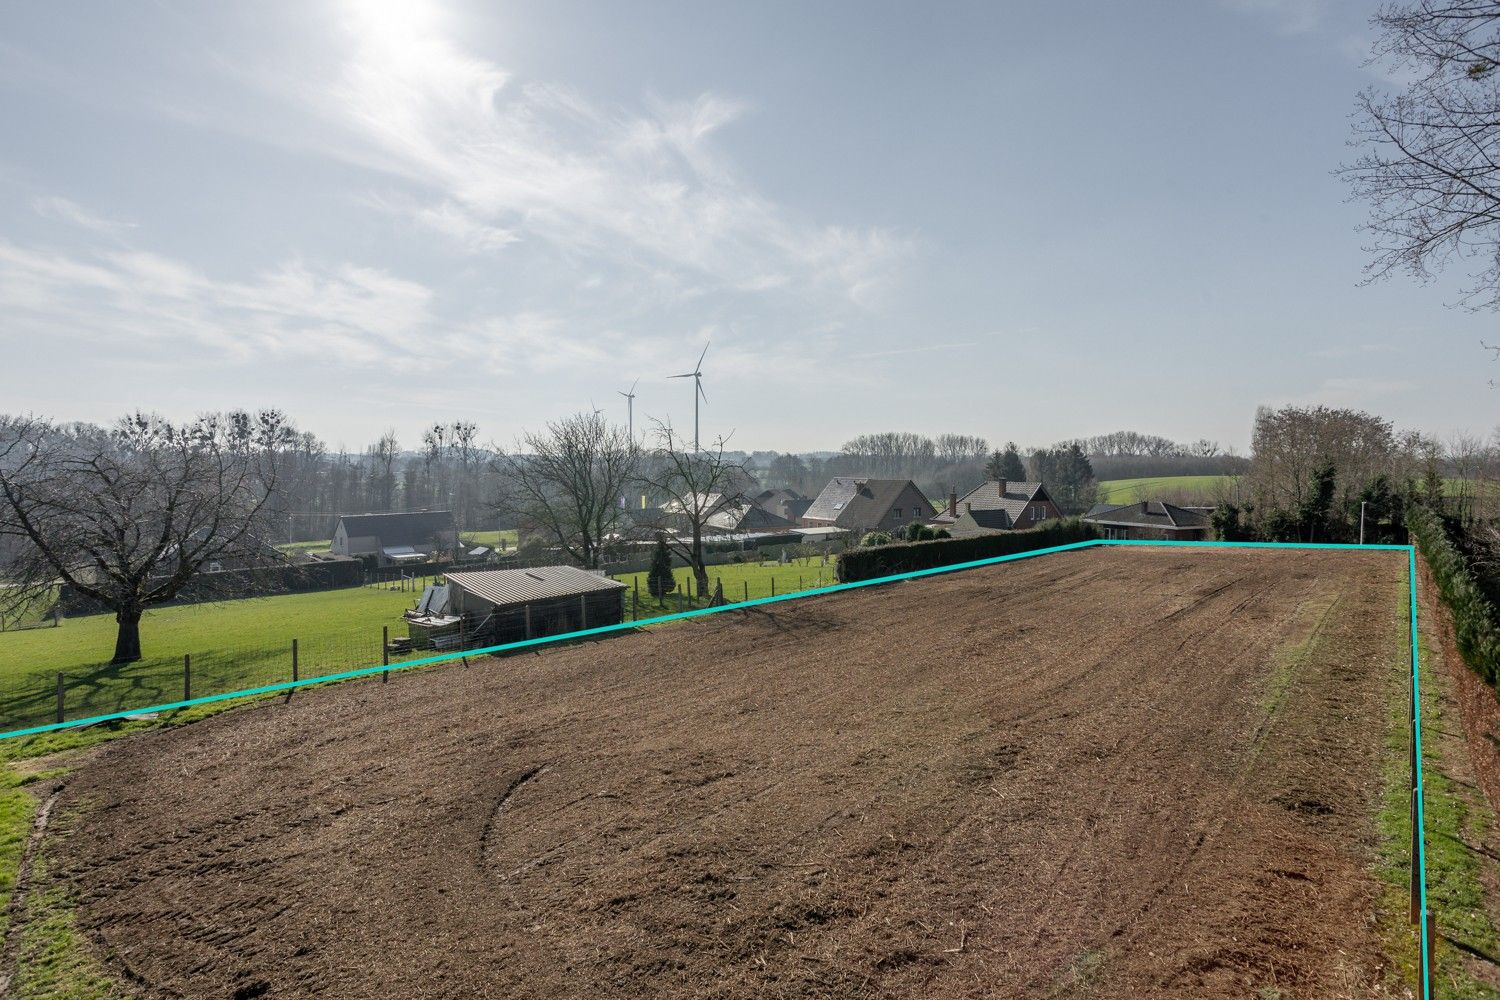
left=996, top=478, right=1007, bottom=497
left=947, top=490, right=957, bottom=517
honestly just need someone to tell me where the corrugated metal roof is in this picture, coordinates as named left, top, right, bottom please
left=445, top=565, right=626, bottom=606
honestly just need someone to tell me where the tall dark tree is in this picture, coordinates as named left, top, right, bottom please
left=0, top=411, right=295, bottom=663
left=1297, top=462, right=1339, bottom=542
left=997, top=442, right=1026, bottom=481
left=646, top=535, right=676, bottom=606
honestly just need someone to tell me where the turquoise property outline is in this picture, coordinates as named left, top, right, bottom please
left=0, top=537, right=1432, bottom=996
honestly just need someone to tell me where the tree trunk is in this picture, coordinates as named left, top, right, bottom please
left=112, top=607, right=143, bottom=664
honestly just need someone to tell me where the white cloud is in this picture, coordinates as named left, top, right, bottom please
left=0, top=238, right=433, bottom=364
left=32, top=195, right=136, bottom=237
left=264, top=0, right=907, bottom=305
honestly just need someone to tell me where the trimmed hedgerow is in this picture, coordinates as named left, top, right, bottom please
left=835, top=520, right=1096, bottom=583
left=1407, top=505, right=1500, bottom=687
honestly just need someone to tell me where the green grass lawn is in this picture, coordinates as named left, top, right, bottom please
left=1095, top=475, right=1240, bottom=504
left=277, top=529, right=519, bottom=555
left=614, top=556, right=839, bottom=619
left=462, top=529, right=519, bottom=550
left=0, top=582, right=439, bottom=733
left=275, top=539, right=335, bottom=555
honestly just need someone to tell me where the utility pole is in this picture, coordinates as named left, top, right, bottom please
left=1359, top=501, right=1367, bottom=545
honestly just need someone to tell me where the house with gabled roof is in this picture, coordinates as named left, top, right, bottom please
left=331, top=510, right=459, bottom=566
left=753, top=488, right=812, bottom=523
left=800, top=478, right=935, bottom=534
left=934, top=480, right=1062, bottom=537
left=1082, top=500, right=1211, bottom=540
left=659, top=493, right=797, bottom=535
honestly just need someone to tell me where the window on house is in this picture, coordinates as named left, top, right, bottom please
left=892, top=508, right=903, bottom=519
left=1032, top=507, right=1046, bottom=521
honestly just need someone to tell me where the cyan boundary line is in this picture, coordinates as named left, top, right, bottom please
left=1409, top=544, right=1431, bottom=1000
left=0, top=536, right=1432, bottom=992
left=0, top=538, right=1414, bottom=744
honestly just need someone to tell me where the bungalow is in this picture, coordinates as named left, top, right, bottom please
left=1082, top=501, right=1211, bottom=540
left=331, top=510, right=459, bottom=566
left=801, top=478, right=935, bottom=534
left=935, top=480, right=1062, bottom=537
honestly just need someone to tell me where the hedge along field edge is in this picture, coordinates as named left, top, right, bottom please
left=0, top=536, right=1432, bottom=994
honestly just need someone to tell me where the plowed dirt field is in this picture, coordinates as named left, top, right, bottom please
left=39, top=547, right=1409, bottom=998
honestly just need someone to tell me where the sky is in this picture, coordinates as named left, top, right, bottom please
left=0, top=0, right=1496, bottom=454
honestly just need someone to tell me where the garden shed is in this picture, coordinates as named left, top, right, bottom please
left=407, top=566, right=627, bottom=650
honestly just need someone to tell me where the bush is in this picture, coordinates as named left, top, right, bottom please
left=860, top=531, right=893, bottom=547
left=1408, top=505, right=1500, bottom=686
left=836, top=520, right=1096, bottom=583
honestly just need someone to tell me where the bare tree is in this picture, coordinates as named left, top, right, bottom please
left=0, top=411, right=296, bottom=663
left=369, top=429, right=400, bottom=511
left=1345, top=2, right=1500, bottom=310
left=491, top=412, right=638, bottom=569
left=639, top=424, right=749, bottom=594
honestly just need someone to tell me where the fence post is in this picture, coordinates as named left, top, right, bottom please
left=632, top=588, right=638, bottom=621
left=383, top=625, right=389, bottom=683
left=580, top=595, right=588, bottom=631
left=292, top=639, right=299, bottom=683
left=55, top=672, right=64, bottom=725
left=1410, top=787, right=1421, bottom=924
left=771, top=576, right=776, bottom=596
left=183, top=653, right=191, bottom=702
left=460, top=616, right=468, bottom=663
left=743, top=580, right=748, bottom=602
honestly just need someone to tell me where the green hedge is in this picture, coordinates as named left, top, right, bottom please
left=836, top=520, right=1096, bottom=583
left=1407, top=505, right=1500, bottom=686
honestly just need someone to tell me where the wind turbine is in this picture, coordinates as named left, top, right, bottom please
left=669, top=342, right=710, bottom=452
left=618, top=378, right=639, bottom=440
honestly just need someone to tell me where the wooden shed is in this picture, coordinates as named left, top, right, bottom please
left=418, top=566, right=627, bottom=648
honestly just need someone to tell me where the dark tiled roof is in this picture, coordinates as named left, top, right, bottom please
left=803, top=478, right=930, bottom=527
left=1082, top=501, right=1210, bottom=530
left=706, top=502, right=795, bottom=532
left=953, top=481, right=1048, bottom=525
left=953, top=508, right=1014, bottom=534
left=753, top=489, right=811, bottom=522
left=1085, top=503, right=1123, bottom=518
left=338, top=510, right=456, bottom=547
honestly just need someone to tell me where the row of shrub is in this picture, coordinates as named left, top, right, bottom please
left=1407, top=505, right=1500, bottom=686
left=835, top=520, right=1097, bottom=583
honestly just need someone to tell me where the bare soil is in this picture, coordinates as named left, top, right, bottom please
left=40, top=548, right=1409, bottom=998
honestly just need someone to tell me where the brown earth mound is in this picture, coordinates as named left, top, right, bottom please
left=42, top=547, right=1408, bottom=998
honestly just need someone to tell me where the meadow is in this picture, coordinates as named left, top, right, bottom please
left=614, top=554, right=838, bottom=618
left=0, top=550, right=837, bottom=732
left=0, top=582, right=433, bottom=733
left=1095, top=474, right=1240, bottom=503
